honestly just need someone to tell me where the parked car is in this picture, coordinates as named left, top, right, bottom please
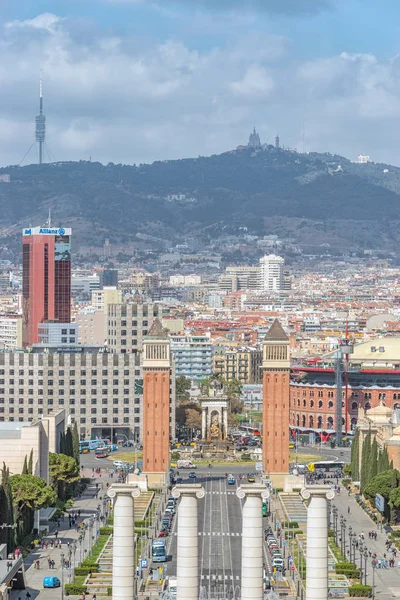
left=188, top=472, right=197, bottom=479
left=43, top=577, right=61, bottom=588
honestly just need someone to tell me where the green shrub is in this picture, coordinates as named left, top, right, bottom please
left=81, top=561, right=98, bottom=569
left=284, top=529, right=303, bottom=538
left=342, top=478, right=351, bottom=487
left=107, top=587, right=112, bottom=596
left=349, top=584, right=372, bottom=597
left=241, top=453, right=252, bottom=461
left=328, top=529, right=335, bottom=537
left=282, top=521, right=299, bottom=528
left=65, top=584, right=87, bottom=596
left=336, top=562, right=357, bottom=569
left=80, top=477, right=92, bottom=484
left=100, top=527, right=113, bottom=535
left=390, top=531, right=400, bottom=538
left=275, top=488, right=283, bottom=492
left=74, top=567, right=99, bottom=576
left=336, top=567, right=360, bottom=577
left=292, top=488, right=302, bottom=492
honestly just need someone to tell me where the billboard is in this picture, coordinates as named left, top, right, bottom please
left=375, top=493, right=385, bottom=512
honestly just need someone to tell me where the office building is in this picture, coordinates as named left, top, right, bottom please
left=259, top=254, right=285, bottom=292
left=92, top=287, right=121, bottom=311
left=0, top=315, right=23, bottom=349
left=170, top=334, right=213, bottom=381
left=71, top=274, right=100, bottom=297
left=107, top=302, right=163, bottom=353
left=37, top=322, right=78, bottom=347
left=75, top=308, right=106, bottom=345
left=22, top=226, right=72, bottom=346
left=0, top=351, right=143, bottom=442
left=225, top=266, right=259, bottom=290
left=100, top=269, right=118, bottom=289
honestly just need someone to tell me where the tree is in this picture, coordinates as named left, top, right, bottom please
left=28, top=449, right=33, bottom=475
left=49, top=453, right=80, bottom=498
left=350, top=428, right=360, bottom=480
left=185, top=408, right=202, bottom=432
left=22, top=456, right=28, bottom=475
left=9, top=474, right=57, bottom=516
left=378, top=446, right=390, bottom=473
left=360, top=430, right=372, bottom=493
left=176, top=376, right=191, bottom=404
left=364, top=469, right=400, bottom=503
left=65, top=427, right=74, bottom=458
left=72, top=422, right=80, bottom=465
left=368, top=438, right=379, bottom=483
left=60, top=432, right=66, bottom=455
left=229, top=395, right=244, bottom=415
left=1, top=464, right=15, bottom=552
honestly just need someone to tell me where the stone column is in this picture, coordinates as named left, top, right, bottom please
left=201, top=407, right=207, bottom=440
left=107, top=484, right=141, bottom=600
left=237, top=484, right=269, bottom=600
left=301, top=486, right=335, bottom=600
left=207, top=410, right=212, bottom=440
left=223, top=407, right=228, bottom=439
left=172, top=484, right=205, bottom=600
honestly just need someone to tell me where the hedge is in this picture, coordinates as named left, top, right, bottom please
left=74, top=567, right=99, bottom=576
left=292, top=488, right=302, bottom=492
left=328, top=529, right=334, bottom=537
left=336, top=568, right=360, bottom=578
left=284, top=530, right=303, bottom=538
left=349, top=584, right=372, bottom=597
left=282, top=521, right=299, bottom=528
left=390, top=531, right=400, bottom=538
left=108, top=588, right=112, bottom=596
left=100, top=527, right=114, bottom=535
left=336, top=562, right=357, bottom=569
left=65, top=584, right=87, bottom=596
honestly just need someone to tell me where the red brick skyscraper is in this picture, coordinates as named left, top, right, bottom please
left=142, top=319, right=171, bottom=476
left=262, top=319, right=290, bottom=481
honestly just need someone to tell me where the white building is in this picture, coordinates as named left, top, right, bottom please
left=169, top=275, right=202, bottom=286
left=170, top=334, right=214, bottom=381
left=91, top=287, right=121, bottom=311
left=259, top=254, right=285, bottom=292
left=75, top=308, right=106, bottom=345
left=357, top=154, right=371, bottom=164
left=0, top=315, right=23, bottom=349
left=37, top=322, right=79, bottom=347
left=71, top=274, right=100, bottom=296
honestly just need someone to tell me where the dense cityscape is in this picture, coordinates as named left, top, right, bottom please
left=2, top=1, right=400, bottom=600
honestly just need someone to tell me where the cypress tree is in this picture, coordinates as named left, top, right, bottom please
left=59, top=432, right=65, bottom=455
left=350, top=429, right=360, bottom=480
left=28, top=449, right=33, bottom=475
left=361, top=430, right=372, bottom=493
left=22, top=456, right=28, bottom=475
left=378, top=446, right=390, bottom=473
left=1, top=463, right=15, bottom=552
left=72, top=421, right=80, bottom=465
left=369, top=438, right=378, bottom=482
left=65, top=428, right=73, bottom=458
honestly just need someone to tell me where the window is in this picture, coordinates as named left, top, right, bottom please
left=113, top=408, right=118, bottom=414
left=328, top=401, right=333, bottom=409
left=62, top=329, right=67, bottom=335
left=124, top=408, right=129, bottom=414
left=318, top=401, right=323, bottom=408
left=61, top=338, right=67, bottom=344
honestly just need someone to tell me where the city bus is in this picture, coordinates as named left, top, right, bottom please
left=239, top=425, right=261, bottom=437
left=308, top=461, right=345, bottom=473
left=95, top=446, right=110, bottom=459
left=79, top=439, right=111, bottom=452
left=152, top=539, right=167, bottom=563
left=262, top=501, right=268, bottom=517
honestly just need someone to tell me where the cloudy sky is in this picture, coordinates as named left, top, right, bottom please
left=1, top=0, right=400, bottom=167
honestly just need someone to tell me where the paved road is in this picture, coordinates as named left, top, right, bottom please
left=165, top=466, right=272, bottom=598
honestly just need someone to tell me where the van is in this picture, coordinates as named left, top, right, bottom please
left=168, top=577, right=177, bottom=598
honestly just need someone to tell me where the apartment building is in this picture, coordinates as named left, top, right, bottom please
left=214, top=346, right=262, bottom=384
left=0, top=315, right=23, bottom=349
left=75, top=308, right=106, bottom=345
left=0, top=351, right=143, bottom=441
left=107, top=302, right=163, bottom=353
left=170, top=334, right=213, bottom=381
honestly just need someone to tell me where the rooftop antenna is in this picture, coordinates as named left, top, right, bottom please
left=48, top=208, right=51, bottom=228
left=35, top=70, right=46, bottom=164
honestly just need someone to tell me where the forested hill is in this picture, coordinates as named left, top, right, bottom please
left=1, top=146, right=400, bottom=251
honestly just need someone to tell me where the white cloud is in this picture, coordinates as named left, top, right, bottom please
left=2, top=13, right=400, bottom=167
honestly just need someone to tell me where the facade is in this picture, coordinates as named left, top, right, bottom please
left=0, top=410, right=64, bottom=482
left=214, top=347, right=262, bottom=384
left=100, top=269, right=118, bottom=289
left=22, top=226, right=72, bottom=346
left=37, top=322, right=78, bottom=347
left=289, top=337, right=400, bottom=435
left=71, top=274, right=100, bottom=297
left=170, top=334, right=213, bottom=381
left=0, top=315, right=23, bottom=349
left=262, top=319, right=290, bottom=478
left=225, top=266, right=259, bottom=290
left=258, top=254, right=285, bottom=292
left=75, top=308, right=106, bottom=345
left=0, top=351, right=143, bottom=441
left=92, top=287, right=121, bottom=311
left=142, top=320, right=172, bottom=476
left=107, top=302, right=163, bottom=353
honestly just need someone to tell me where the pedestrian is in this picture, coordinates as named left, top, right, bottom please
left=81, top=593, right=86, bottom=600
left=25, top=591, right=31, bottom=599
left=92, top=594, right=97, bottom=600
left=348, top=506, right=350, bottom=514
left=55, top=530, right=58, bottom=539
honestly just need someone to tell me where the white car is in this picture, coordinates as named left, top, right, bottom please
left=113, top=460, right=125, bottom=469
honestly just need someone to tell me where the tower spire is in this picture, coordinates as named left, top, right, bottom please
left=35, top=71, right=46, bottom=165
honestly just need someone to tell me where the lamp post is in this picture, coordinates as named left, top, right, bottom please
left=358, top=543, right=364, bottom=584
left=342, top=518, right=346, bottom=558
left=333, top=506, right=338, bottom=545
left=371, top=558, right=377, bottom=600
left=60, top=552, right=65, bottom=600
left=364, top=549, right=368, bottom=586
left=72, top=540, right=77, bottom=571
left=352, top=539, right=357, bottom=569
left=348, top=527, right=353, bottom=563
left=78, top=534, right=83, bottom=565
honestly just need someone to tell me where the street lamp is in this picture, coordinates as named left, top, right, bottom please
left=72, top=541, right=77, bottom=570
left=348, top=527, right=354, bottom=563
left=364, top=549, right=368, bottom=586
left=332, top=507, right=338, bottom=545
left=78, top=534, right=84, bottom=565
left=371, top=558, right=377, bottom=600
left=358, top=542, right=364, bottom=584
left=60, top=552, right=65, bottom=600
left=352, top=539, right=357, bottom=568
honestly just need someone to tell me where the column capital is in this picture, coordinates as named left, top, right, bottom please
left=236, top=484, right=269, bottom=500
left=301, top=485, right=335, bottom=501
left=107, top=484, right=141, bottom=499
left=172, top=484, right=205, bottom=500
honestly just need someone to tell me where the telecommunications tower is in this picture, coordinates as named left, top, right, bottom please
left=35, top=74, right=46, bottom=164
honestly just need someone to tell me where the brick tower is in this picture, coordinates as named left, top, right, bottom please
left=142, top=319, right=171, bottom=483
left=262, top=319, right=290, bottom=484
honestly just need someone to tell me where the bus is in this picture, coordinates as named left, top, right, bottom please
left=95, top=447, right=110, bottom=459
left=239, top=425, right=261, bottom=437
left=308, top=461, right=345, bottom=473
left=152, top=539, right=167, bottom=563
left=80, top=439, right=111, bottom=452
left=262, top=501, right=268, bottom=517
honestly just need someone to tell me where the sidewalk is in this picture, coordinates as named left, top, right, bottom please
left=334, top=489, right=400, bottom=600
left=12, top=468, right=114, bottom=600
